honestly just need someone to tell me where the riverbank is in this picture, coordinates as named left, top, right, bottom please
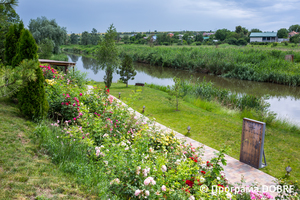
left=62, top=44, right=300, bottom=86
left=0, top=98, right=98, bottom=199
left=92, top=81, right=300, bottom=181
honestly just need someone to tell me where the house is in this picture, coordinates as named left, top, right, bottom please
left=249, top=32, right=278, bottom=43
left=203, top=32, right=214, bottom=36
left=203, top=37, right=210, bottom=40
left=288, top=31, right=299, bottom=38
left=167, top=33, right=174, bottom=37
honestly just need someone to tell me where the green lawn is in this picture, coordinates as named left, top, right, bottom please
left=0, top=98, right=98, bottom=199
left=97, top=82, right=300, bottom=181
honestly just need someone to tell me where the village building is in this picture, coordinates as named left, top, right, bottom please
left=249, top=32, right=278, bottom=43
left=288, top=31, right=299, bottom=38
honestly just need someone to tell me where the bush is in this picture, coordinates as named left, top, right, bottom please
left=271, top=42, right=278, bottom=47
left=226, top=37, right=238, bottom=45
left=237, top=38, right=247, bottom=46
left=18, top=61, right=49, bottom=120
left=195, top=42, right=202, bottom=46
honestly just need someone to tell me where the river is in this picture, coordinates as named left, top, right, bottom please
left=67, top=54, right=300, bottom=125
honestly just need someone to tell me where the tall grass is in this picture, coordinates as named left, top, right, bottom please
left=119, top=46, right=300, bottom=86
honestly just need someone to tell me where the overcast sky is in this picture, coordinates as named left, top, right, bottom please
left=16, top=0, right=300, bottom=34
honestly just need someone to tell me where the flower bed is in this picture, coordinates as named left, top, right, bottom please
left=35, top=65, right=299, bottom=199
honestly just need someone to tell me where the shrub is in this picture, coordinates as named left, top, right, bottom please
left=237, top=38, right=247, bottom=46
left=226, top=37, right=237, bottom=45
left=271, top=42, right=278, bottom=47
left=195, top=42, right=202, bottom=46
left=18, top=61, right=49, bottom=120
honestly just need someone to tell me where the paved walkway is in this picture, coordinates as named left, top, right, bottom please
left=88, top=86, right=277, bottom=198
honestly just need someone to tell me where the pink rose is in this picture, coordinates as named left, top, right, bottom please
left=79, top=93, right=82, bottom=96
left=162, top=185, right=166, bottom=191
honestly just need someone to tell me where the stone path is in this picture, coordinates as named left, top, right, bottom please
left=88, top=86, right=278, bottom=198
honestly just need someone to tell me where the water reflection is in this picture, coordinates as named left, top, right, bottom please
left=68, top=54, right=300, bottom=124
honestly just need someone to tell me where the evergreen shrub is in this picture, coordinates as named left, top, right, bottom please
left=18, top=62, right=49, bottom=120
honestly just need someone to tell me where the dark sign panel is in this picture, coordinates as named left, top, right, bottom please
left=240, top=118, right=266, bottom=169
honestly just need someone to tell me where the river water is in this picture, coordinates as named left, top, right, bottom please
left=67, top=54, right=300, bottom=125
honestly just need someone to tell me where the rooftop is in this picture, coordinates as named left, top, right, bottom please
left=250, top=32, right=277, bottom=37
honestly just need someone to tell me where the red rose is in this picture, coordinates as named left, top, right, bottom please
left=201, top=171, right=206, bottom=174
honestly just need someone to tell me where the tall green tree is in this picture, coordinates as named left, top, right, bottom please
left=90, top=28, right=99, bottom=45
left=117, top=54, right=136, bottom=87
left=12, top=29, right=38, bottom=67
left=96, top=24, right=120, bottom=89
left=277, top=28, right=289, bottom=38
left=0, top=0, right=20, bottom=62
left=215, top=29, right=231, bottom=41
left=28, top=16, right=67, bottom=54
left=4, top=21, right=23, bottom=65
left=235, top=25, right=242, bottom=34
left=81, top=31, right=90, bottom=45
left=70, top=33, right=78, bottom=44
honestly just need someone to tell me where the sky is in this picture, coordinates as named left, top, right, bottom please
left=16, top=0, right=300, bottom=34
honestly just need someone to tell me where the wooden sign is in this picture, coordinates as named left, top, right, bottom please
left=240, top=118, right=267, bottom=169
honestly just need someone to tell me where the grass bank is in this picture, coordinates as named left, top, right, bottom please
left=0, top=98, right=98, bottom=199
left=95, top=82, right=300, bottom=181
left=62, top=44, right=300, bottom=86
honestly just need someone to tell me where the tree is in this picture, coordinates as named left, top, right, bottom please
left=70, top=33, right=78, bottom=44
left=12, top=29, right=38, bottom=67
left=235, top=25, right=242, bottom=34
left=96, top=24, right=120, bottom=89
left=290, top=34, right=300, bottom=44
left=195, top=34, right=203, bottom=42
left=277, top=28, right=288, bottom=38
left=169, top=77, right=184, bottom=111
left=0, top=0, right=20, bottom=61
left=215, top=29, right=231, bottom=41
left=288, top=24, right=300, bottom=32
left=4, top=21, right=23, bottom=66
left=90, top=28, right=99, bottom=45
left=38, top=38, right=54, bottom=59
left=81, top=31, right=90, bottom=45
left=250, top=28, right=262, bottom=33
left=117, top=54, right=136, bottom=87
left=237, top=38, right=247, bottom=46
left=18, top=61, right=49, bottom=119
left=28, top=16, right=67, bottom=54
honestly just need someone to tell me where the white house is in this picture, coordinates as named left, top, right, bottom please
left=250, top=32, right=278, bottom=43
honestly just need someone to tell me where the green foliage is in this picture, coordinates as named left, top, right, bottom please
left=288, top=24, right=300, bottom=32
left=226, top=37, right=238, bottom=45
left=90, top=28, right=100, bottom=45
left=117, top=54, right=136, bottom=87
left=119, top=45, right=300, bottom=86
left=28, top=16, right=67, bottom=54
left=215, top=29, right=231, bottom=41
left=290, top=34, right=300, bottom=44
left=18, top=62, right=49, bottom=120
left=38, top=38, right=54, bottom=59
left=96, top=24, right=120, bottom=88
left=250, top=28, right=262, bottom=33
left=12, top=29, right=38, bottom=66
left=0, top=59, right=37, bottom=97
left=0, top=0, right=20, bottom=61
left=237, top=38, right=247, bottom=46
left=169, top=77, right=185, bottom=111
left=277, top=28, right=289, bottom=38
left=70, top=33, right=78, bottom=44
left=195, top=34, right=203, bottom=42
left=80, top=31, right=90, bottom=45
left=4, top=21, right=23, bottom=66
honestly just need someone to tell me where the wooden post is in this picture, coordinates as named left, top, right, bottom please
left=285, top=54, right=294, bottom=62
